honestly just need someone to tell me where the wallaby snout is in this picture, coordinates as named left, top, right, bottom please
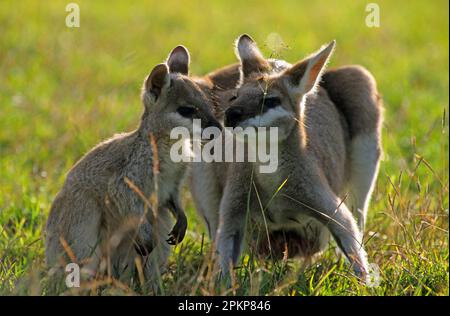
left=224, top=106, right=243, bottom=128
left=203, top=117, right=222, bottom=131
left=200, top=117, right=223, bottom=141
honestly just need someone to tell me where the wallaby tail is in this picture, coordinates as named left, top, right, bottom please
left=321, top=65, right=383, bottom=232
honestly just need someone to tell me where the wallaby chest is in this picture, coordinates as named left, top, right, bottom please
left=252, top=161, right=308, bottom=230
left=154, top=140, right=188, bottom=205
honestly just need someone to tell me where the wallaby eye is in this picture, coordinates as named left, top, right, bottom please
left=228, top=95, right=237, bottom=102
left=177, top=106, right=196, bottom=117
left=263, top=97, right=281, bottom=109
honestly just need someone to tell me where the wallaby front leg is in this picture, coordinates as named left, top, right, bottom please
left=217, top=166, right=254, bottom=276
left=166, top=195, right=187, bottom=245
left=217, top=198, right=246, bottom=277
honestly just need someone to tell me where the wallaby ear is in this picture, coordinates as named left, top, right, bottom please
left=284, top=40, right=335, bottom=97
left=235, top=34, right=271, bottom=79
left=145, top=63, right=170, bottom=101
left=167, top=45, right=190, bottom=75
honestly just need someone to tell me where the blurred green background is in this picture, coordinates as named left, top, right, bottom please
left=0, top=0, right=448, bottom=295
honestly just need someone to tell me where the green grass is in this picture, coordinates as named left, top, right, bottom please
left=0, top=0, right=448, bottom=295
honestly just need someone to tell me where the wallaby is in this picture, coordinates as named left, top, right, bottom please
left=190, top=37, right=381, bottom=248
left=45, top=45, right=221, bottom=290
left=215, top=34, right=382, bottom=279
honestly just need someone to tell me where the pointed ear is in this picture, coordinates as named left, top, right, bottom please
left=167, top=45, right=190, bottom=75
left=284, top=40, right=335, bottom=96
left=145, top=63, right=170, bottom=101
left=235, top=34, right=271, bottom=79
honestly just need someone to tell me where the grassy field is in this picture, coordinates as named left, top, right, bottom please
left=0, top=0, right=448, bottom=295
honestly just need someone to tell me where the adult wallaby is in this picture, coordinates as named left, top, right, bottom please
left=45, top=45, right=221, bottom=289
left=215, top=34, right=382, bottom=279
left=190, top=36, right=381, bottom=255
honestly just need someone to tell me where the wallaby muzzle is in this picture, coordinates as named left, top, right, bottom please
left=201, top=118, right=222, bottom=140
left=224, top=107, right=244, bottom=128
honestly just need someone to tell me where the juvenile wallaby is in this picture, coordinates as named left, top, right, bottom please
left=45, top=45, right=221, bottom=288
left=215, top=35, right=382, bottom=279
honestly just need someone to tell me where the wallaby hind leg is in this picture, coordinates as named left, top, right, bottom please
left=143, top=210, right=172, bottom=293
left=45, top=196, right=103, bottom=292
left=109, top=237, right=140, bottom=284
left=322, top=65, right=383, bottom=232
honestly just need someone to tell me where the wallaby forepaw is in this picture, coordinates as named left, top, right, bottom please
left=166, top=227, right=185, bottom=245
left=166, top=219, right=187, bottom=245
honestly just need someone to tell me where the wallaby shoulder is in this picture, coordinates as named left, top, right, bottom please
left=65, top=130, right=145, bottom=189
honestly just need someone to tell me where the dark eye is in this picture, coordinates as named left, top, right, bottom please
left=228, top=95, right=237, bottom=102
left=177, top=106, right=196, bottom=117
left=263, top=97, right=281, bottom=109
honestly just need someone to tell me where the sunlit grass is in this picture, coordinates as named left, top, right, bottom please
left=0, top=0, right=448, bottom=295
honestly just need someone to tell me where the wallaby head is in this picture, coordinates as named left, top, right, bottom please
left=141, top=45, right=221, bottom=133
left=224, top=34, right=335, bottom=141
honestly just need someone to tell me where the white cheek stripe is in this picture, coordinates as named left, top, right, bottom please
left=242, top=106, right=290, bottom=127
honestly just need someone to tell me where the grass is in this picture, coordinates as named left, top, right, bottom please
left=0, top=0, right=448, bottom=295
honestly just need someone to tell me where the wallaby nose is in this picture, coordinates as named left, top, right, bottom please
left=208, top=119, right=222, bottom=131
left=202, top=118, right=222, bottom=140
left=202, top=117, right=222, bottom=130
left=224, top=107, right=243, bottom=127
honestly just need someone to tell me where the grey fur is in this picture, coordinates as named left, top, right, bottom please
left=45, top=46, right=219, bottom=289
left=191, top=35, right=382, bottom=281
